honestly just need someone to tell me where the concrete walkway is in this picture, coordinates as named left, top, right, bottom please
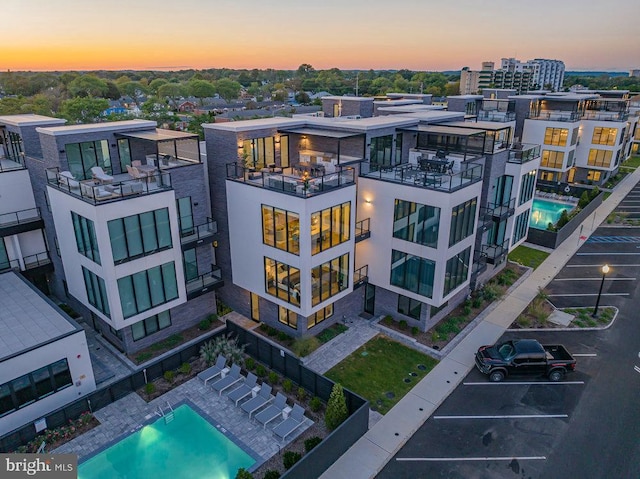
left=320, top=168, right=640, bottom=479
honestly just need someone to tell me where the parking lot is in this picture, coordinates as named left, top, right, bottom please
left=378, top=184, right=640, bottom=479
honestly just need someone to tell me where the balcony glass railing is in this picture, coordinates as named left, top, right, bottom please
left=186, top=266, right=223, bottom=293
left=180, top=218, right=218, bottom=244
left=582, top=111, right=628, bottom=122
left=0, top=207, right=42, bottom=228
left=477, top=111, right=516, bottom=122
left=353, top=265, right=368, bottom=285
left=355, top=218, right=370, bottom=241
left=508, top=144, right=541, bottom=164
left=481, top=239, right=509, bottom=261
left=0, top=153, right=26, bottom=173
left=0, top=251, right=51, bottom=272
left=529, top=110, right=581, bottom=121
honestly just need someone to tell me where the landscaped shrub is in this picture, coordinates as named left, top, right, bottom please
left=462, top=305, right=471, bottom=316
left=283, top=451, right=302, bottom=470
left=431, top=331, right=441, bottom=343
left=556, top=209, right=570, bottom=228
left=304, top=436, right=322, bottom=452
left=245, top=357, right=255, bottom=371
left=263, top=471, right=281, bottom=479
left=277, top=331, right=291, bottom=342
left=268, top=371, right=279, bottom=385
left=482, top=284, right=500, bottom=302
left=292, top=336, right=321, bottom=357
left=590, top=186, right=600, bottom=200
left=309, top=396, right=322, bottom=412
left=382, top=315, right=393, bottom=325
left=255, top=364, right=267, bottom=377
left=296, top=387, right=306, bottom=401
left=282, top=379, right=293, bottom=393
left=217, top=300, right=233, bottom=317
left=235, top=468, right=253, bottom=479
left=578, top=191, right=590, bottom=208
left=144, top=382, right=156, bottom=396
left=411, top=326, right=419, bottom=336
left=398, top=320, right=408, bottom=330
left=199, top=334, right=247, bottom=366
left=198, top=318, right=212, bottom=330
left=136, top=352, right=152, bottom=363
left=163, top=370, right=175, bottom=383
left=179, top=362, right=192, bottom=375
left=472, top=296, right=483, bottom=308
left=325, top=383, right=348, bottom=431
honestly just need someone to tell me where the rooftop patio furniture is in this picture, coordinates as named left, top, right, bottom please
left=272, top=404, right=307, bottom=441
left=240, top=383, right=272, bottom=418
left=91, top=166, right=113, bottom=184
left=197, top=355, right=227, bottom=386
left=254, top=393, right=288, bottom=429
left=210, top=363, right=242, bottom=396
left=227, top=373, right=258, bottom=406
left=58, top=171, right=79, bottom=188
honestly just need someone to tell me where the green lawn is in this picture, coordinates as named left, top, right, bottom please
left=621, top=155, right=640, bottom=170
left=324, top=335, right=438, bottom=414
left=508, top=245, right=550, bottom=270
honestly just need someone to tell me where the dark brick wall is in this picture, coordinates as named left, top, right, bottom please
left=322, top=99, right=374, bottom=118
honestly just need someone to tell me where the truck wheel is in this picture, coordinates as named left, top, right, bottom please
left=548, top=370, right=565, bottom=382
left=489, top=371, right=505, bottom=382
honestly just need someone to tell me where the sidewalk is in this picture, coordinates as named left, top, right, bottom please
left=320, top=168, right=640, bottom=479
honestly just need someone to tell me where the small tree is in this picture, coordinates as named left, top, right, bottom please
left=235, top=468, right=253, bottom=479
left=325, top=383, right=348, bottom=431
left=578, top=191, right=590, bottom=209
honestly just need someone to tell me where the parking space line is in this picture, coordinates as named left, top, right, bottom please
left=552, top=277, right=635, bottom=281
left=547, top=293, right=629, bottom=297
left=397, top=456, right=547, bottom=462
left=573, top=353, right=597, bottom=357
left=463, top=381, right=584, bottom=385
left=566, top=264, right=640, bottom=267
left=577, top=252, right=640, bottom=255
left=433, top=414, right=568, bottom=419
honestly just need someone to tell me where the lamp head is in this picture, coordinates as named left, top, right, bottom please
left=602, top=264, right=610, bottom=274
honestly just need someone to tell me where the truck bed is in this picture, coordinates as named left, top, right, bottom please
left=544, top=344, right=574, bottom=361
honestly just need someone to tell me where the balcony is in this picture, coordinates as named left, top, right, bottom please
left=226, top=163, right=355, bottom=198
left=477, top=110, right=516, bottom=122
left=186, top=266, right=224, bottom=299
left=0, top=251, right=52, bottom=273
left=180, top=218, right=218, bottom=247
left=353, top=265, right=368, bottom=289
left=582, top=111, right=629, bottom=122
left=46, top=168, right=173, bottom=205
left=360, top=161, right=483, bottom=193
left=0, top=154, right=26, bottom=173
left=0, top=207, right=44, bottom=236
left=480, top=239, right=509, bottom=265
left=355, top=218, right=370, bottom=242
left=528, top=110, right=581, bottom=122
left=508, top=143, right=541, bottom=164
left=481, top=198, right=515, bottom=221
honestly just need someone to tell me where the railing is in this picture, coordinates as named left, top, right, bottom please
left=353, top=265, right=368, bottom=287
left=477, top=110, right=516, bottom=122
left=582, top=111, right=628, bottom=122
left=226, top=163, right=356, bottom=198
left=481, top=198, right=516, bottom=220
left=46, top=167, right=173, bottom=204
left=0, top=207, right=42, bottom=227
left=480, top=239, right=509, bottom=263
left=508, top=143, right=541, bottom=164
left=180, top=218, right=218, bottom=244
left=0, top=251, right=51, bottom=272
left=528, top=110, right=581, bottom=121
left=0, top=152, right=26, bottom=172
left=186, top=266, right=223, bottom=294
left=355, top=218, right=370, bottom=242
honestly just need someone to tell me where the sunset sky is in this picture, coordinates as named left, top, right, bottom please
left=4, top=0, right=639, bottom=72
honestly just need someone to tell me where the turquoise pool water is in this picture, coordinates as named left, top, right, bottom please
left=529, top=199, right=575, bottom=230
left=78, top=404, right=255, bottom=479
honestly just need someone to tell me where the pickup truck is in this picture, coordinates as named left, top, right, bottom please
left=475, top=339, right=576, bottom=382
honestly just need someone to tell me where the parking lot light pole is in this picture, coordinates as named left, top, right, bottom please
left=592, top=264, right=610, bottom=317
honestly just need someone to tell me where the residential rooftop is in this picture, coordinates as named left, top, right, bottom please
left=0, top=114, right=66, bottom=127
left=0, top=272, right=78, bottom=362
left=36, top=119, right=156, bottom=136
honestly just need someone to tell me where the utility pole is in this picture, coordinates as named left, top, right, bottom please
left=355, top=72, right=359, bottom=97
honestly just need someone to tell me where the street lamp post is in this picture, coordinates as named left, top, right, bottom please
left=592, top=264, right=610, bottom=317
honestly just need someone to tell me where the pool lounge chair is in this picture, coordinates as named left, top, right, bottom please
left=254, top=393, right=288, bottom=429
left=91, top=166, right=114, bottom=184
left=227, top=373, right=258, bottom=406
left=197, top=355, right=227, bottom=386
left=272, top=404, right=307, bottom=441
left=210, top=364, right=242, bottom=396
left=240, top=383, right=272, bottom=418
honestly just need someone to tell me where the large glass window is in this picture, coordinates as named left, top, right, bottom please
left=307, top=304, right=334, bottom=329
left=279, top=135, right=289, bottom=167
left=390, top=250, right=435, bottom=298
left=0, top=359, right=72, bottom=417
left=513, top=210, right=530, bottom=244
left=587, top=149, right=613, bottom=168
left=117, top=138, right=132, bottom=171
left=66, top=139, right=111, bottom=180
left=243, top=137, right=275, bottom=169
left=449, top=198, right=477, bottom=247
left=541, top=150, right=565, bottom=169
left=118, top=262, right=179, bottom=318
left=108, top=208, right=172, bottom=264
left=278, top=306, right=298, bottom=329
left=262, top=205, right=299, bottom=255
left=444, top=247, right=471, bottom=295
left=183, top=248, right=198, bottom=281
left=3, top=131, right=24, bottom=161
left=72, top=212, right=100, bottom=264
left=398, top=295, right=421, bottom=320
left=311, top=253, right=349, bottom=306
left=131, top=311, right=172, bottom=341
left=519, top=170, right=536, bottom=205
left=543, top=128, right=568, bottom=146
left=370, top=135, right=393, bottom=167
left=311, top=202, right=350, bottom=255
left=592, top=127, right=617, bottom=146
left=82, top=267, right=110, bottom=317
left=176, top=197, right=194, bottom=236
left=265, top=258, right=300, bottom=306
left=393, top=199, right=440, bottom=248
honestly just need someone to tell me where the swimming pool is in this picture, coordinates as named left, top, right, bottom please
left=529, top=198, right=575, bottom=230
left=78, top=404, right=256, bottom=479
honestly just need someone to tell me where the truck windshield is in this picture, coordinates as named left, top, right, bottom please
left=498, top=342, right=515, bottom=360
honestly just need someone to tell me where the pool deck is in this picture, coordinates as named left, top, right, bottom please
left=52, top=377, right=313, bottom=466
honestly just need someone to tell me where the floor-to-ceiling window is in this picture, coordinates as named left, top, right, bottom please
left=262, top=205, right=299, bottom=255
left=390, top=250, right=435, bottom=298
left=117, top=138, right=132, bottom=171
left=243, top=137, right=275, bottom=169
left=443, top=247, right=471, bottom=295
left=72, top=212, right=101, bottom=264
left=449, top=198, right=477, bottom=247
left=66, top=139, right=111, bottom=180
left=311, top=202, right=350, bottom=255
left=183, top=248, right=198, bottom=282
left=265, top=258, right=300, bottom=306
left=370, top=135, right=393, bottom=168
left=82, top=267, right=110, bottom=317
left=311, top=253, right=349, bottom=306
left=393, top=199, right=440, bottom=248
left=108, top=208, right=172, bottom=264
left=117, top=262, right=179, bottom=318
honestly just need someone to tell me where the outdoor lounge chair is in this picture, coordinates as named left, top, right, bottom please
left=91, top=166, right=114, bottom=184
left=272, top=404, right=306, bottom=441
left=254, top=393, right=288, bottom=429
left=210, top=364, right=242, bottom=396
left=197, top=355, right=227, bottom=386
left=58, top=171, right=80, bottom=188
left=227, top=373, right=258, bottom=406
left=240, top=383, right=272, bottom=418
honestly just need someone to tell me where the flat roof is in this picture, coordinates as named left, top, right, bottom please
left=202, top=117, right=303, bottom=132
left=308, top=115, right=419, bottom=131
left=322, top=96, right=374, bottom=102
left=37, top=119, right=156, bottom=136
left=278, top=126, right=364, bottom=139
left=401, top=124, right=486, bottom=136
left=0, top=114, right=66, bottom=127
left=376, top=105, right=445, bottom=113
left=117, top=128, right=198, bottom=142
left=0, top=272, right=79, bottom=362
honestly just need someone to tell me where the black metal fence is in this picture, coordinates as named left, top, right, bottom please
left=1, top=323, right=369, bottom=479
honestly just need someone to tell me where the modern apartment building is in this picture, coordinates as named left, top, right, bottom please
left=0, top=115, right=222, bottom=355
left=461, top=58, right=565, bottom=94
left=203, top=96, right=541, bottom=336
